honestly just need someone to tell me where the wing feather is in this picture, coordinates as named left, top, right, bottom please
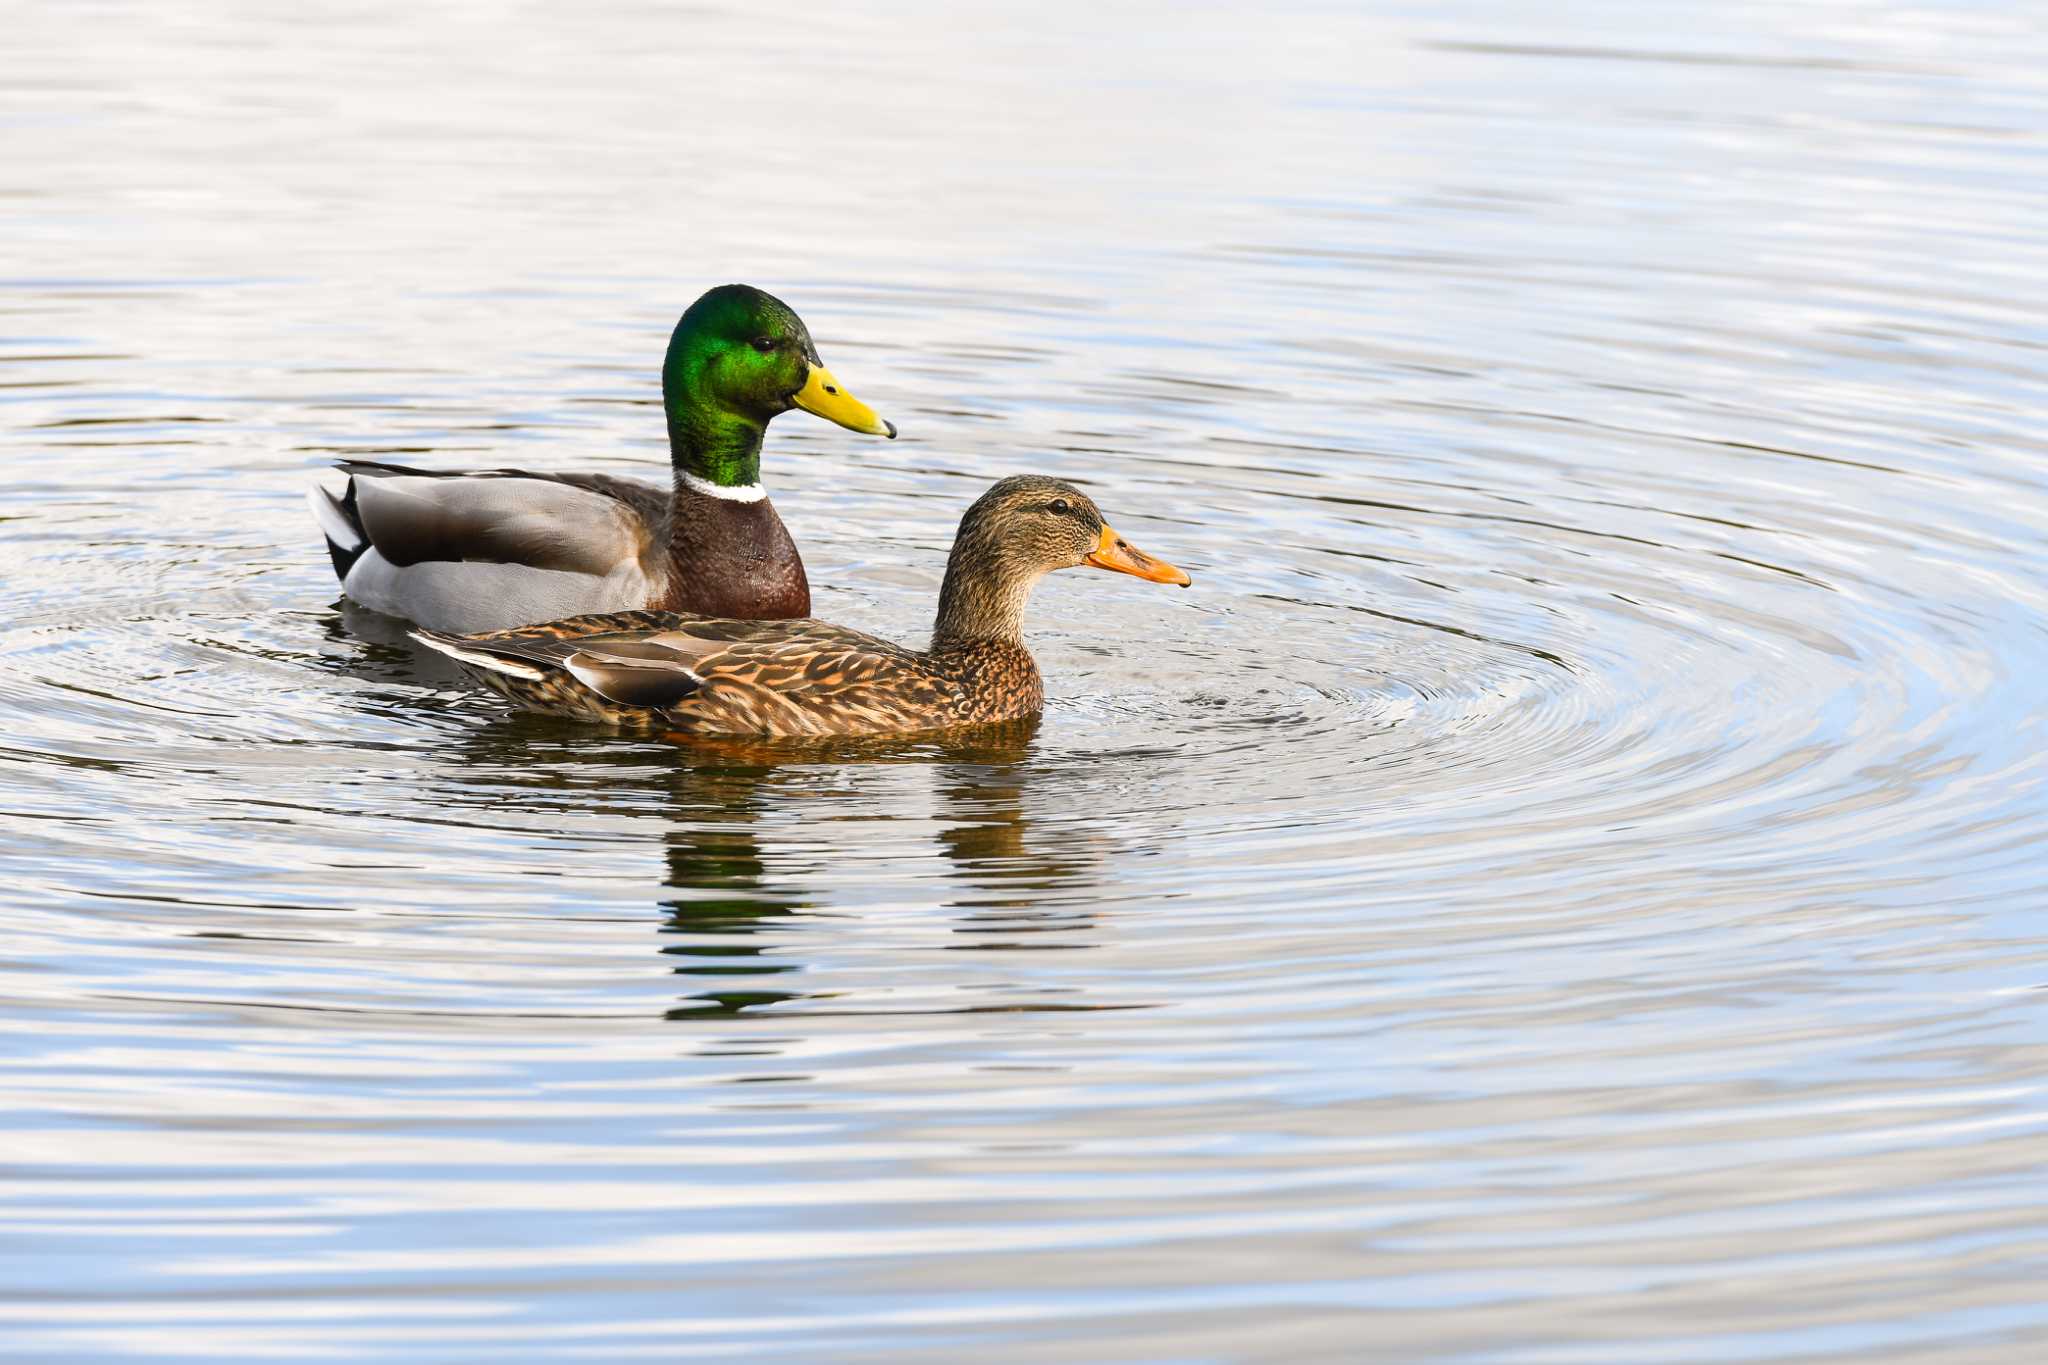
left=561, top=647, right=705, bottom=708
left=348, top=467, right=651, bottom=574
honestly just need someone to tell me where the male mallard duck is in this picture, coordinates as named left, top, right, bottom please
left=411, top=475, right=1190, bottom=736
left=309, top=284, right=895, bottom=633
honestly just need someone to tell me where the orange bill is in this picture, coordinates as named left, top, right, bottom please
left=1082, top=523, right=1191, bottom=587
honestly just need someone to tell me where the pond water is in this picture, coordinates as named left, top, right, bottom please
left=4, top=1, right=2047, bottom=1358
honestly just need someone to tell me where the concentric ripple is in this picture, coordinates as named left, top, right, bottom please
left=4, top=1, right=2048, bottom=1360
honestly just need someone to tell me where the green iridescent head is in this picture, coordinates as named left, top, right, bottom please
left=660, top=284, right=895, bottom=488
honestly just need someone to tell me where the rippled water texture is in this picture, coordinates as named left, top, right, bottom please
left=5, top=1, right=2048, bottom=1358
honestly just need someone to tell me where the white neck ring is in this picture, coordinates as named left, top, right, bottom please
left=678, top=471, right=767, bottom=504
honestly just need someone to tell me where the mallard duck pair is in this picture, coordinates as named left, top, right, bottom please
left=313, top=285, right=1189, bottom=737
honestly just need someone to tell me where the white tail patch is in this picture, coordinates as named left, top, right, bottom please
left=307, top=482, right=364, bottom=550
left=409, top=631, right=548, bottom=680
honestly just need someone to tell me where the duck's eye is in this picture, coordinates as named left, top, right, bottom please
left=1049, top=498, right=1071, bottom=515
left=750, top=337, right=778, bottom=354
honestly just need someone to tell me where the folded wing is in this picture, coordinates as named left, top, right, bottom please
left=344, top=463, right=648, bottom=574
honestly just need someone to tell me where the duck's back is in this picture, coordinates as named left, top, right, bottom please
left=418, top=612, right=1043, bottom=737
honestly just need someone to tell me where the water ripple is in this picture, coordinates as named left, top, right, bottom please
left=3, top=0, right=2047, bottom=1359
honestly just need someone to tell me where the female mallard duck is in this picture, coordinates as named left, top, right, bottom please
left=411, top=476, right=1190, bottom=736
left=309, top=284, right=895, bottom=634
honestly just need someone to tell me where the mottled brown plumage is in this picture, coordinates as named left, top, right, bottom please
left=412, top=476, right=1191, bottom=737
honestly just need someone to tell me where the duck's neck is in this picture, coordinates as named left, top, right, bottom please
left=927, top=539, right=1045, bottom=718
left=666, top=407, right=767, bottom=494
left=661, top=318, right=772, bottom=492
left=931, top=558, right=1036, bottom=651
left=928, top=583, right=1044, bottom=719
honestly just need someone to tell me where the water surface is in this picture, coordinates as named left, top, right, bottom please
left=4, top=1, right=2047, bottom=1359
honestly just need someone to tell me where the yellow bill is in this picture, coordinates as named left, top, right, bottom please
left=794, top=364, right=896, bottom=438
left=1083, top=523, right=1191, bottom=587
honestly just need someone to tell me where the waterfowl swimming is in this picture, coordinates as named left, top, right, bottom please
left=309, top=284, right=895, bottom=633
left=411, top=475, right=1190, bottom=737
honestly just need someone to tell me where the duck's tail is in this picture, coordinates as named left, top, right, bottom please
left=307, top=476, right=368, bottom=582
left=408, top=629, right=549, bottom=680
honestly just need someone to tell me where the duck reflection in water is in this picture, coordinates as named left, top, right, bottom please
left=654, top=755, right=810, bottom=1019
left=927, top=722, right=1114, bottom=954
left=654, top=715, right=1114, bottom=1018
left=410, top=703, right=1107, bottom=1019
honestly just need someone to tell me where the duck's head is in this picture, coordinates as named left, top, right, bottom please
left=663, top=284, right=896, bottom=441
left=934, top=475, right=1189, bottom=645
